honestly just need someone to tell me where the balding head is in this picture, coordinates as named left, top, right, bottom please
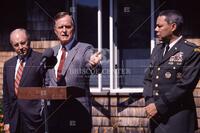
left=10, top=28, right=30, bottom=44
left=10, top=28, right=30, bottom=57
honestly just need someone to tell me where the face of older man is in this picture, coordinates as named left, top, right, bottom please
left=10, top=30, right=30, bottom=57
left=155, top=16, right=176, bottom=42
left=54, top=15, right=74, bottom=45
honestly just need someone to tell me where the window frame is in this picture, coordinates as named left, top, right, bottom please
left=87, top=0, right=156, bottom=93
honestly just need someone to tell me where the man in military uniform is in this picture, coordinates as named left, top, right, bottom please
left=143, top=10, right=200, bottom=133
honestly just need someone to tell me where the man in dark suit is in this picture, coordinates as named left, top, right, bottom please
left=143, top=10, right=200, bottom=133
left=3, top=28, right=44, bottom=133
left=45, top=12, right=102, bottom=133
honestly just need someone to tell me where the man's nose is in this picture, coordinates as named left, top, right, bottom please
left=155, top=26, right=158, bottom=32
left=19, top=44, right=23, bottom=49
left=62, top=26, right=67, bottom=32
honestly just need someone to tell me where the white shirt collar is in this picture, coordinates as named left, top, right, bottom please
left=168, top=35, right=182, bottom=49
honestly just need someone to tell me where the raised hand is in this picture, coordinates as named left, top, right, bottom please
left=89, top=51, right=102, bottom=66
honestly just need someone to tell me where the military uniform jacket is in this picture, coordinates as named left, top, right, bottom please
left=143, top=38, right=200, bottom=133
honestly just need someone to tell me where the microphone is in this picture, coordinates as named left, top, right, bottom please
left=40, top=48, right=54, bottom=67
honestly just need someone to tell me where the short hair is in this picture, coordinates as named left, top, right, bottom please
left=10, top=28, right=30, bottom=45
left=54, top=11, right=74, bottom=27
left=159, top=10, right=183, bottom=34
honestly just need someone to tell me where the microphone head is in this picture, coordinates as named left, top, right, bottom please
left=42, top=48, right=54, bottom=58
left=42, top=48, right=57, bottom=69
left=46, top=56, right=57, bottom=69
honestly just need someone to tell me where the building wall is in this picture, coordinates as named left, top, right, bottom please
left=91, top=84, right=200, bottom=133
left=91, top=93, right=148, bottom=133
left=0, top=40, right=199, bottom=133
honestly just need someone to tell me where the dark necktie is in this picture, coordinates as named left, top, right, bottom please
left=15, top=59, right=24, bottom=95
left=164, top=44, right=170, bottom=56
left=57, top=47, right=67, bottom=80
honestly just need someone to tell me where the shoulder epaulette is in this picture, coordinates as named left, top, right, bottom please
left=194, top=47, right=200, bottom=52
left=183, top=40, right=200, bottom=52
left=184, top=40, right=197, bottom=47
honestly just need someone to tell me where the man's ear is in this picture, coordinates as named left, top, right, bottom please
left=54, top=26, right=57, bottom=34
left=171, top=23, right=177, bottom=32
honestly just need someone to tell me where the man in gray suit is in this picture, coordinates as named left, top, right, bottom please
left=45, top=12, right=102, bottom=133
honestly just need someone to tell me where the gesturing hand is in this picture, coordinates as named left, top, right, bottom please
left=89, top=51, right=102, bottom=66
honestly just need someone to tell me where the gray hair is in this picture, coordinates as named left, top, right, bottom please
left=159, top=10, right=183, bottom=35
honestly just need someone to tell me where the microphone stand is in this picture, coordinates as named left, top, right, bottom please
left=41, top=63, right=49, bottom=133
left=39, top=54, right=57, bottom=133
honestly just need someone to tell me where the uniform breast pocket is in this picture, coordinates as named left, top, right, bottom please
left=162, top=68, right=177, bottom=83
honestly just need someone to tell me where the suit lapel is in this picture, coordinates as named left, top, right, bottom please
left=61, top=42, right=79, bottom=76
left=50, top=68, right=57, bottom=82
left=153, top=44, right=165, bottom=66
left=157, top=45, right=165, bottom=65
left=11, top=57, right=17, bottom=94
left=53, top=45, right=60, bottom=56
left=51, top=45, right=60, bottom=81
left=52, top=41, right=79, bottom=81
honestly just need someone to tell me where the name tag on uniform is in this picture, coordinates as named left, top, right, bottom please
left=169, top=52, right=183, bottom=65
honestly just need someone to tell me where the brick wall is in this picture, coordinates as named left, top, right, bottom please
left=91, top=83, right=200, bottom=133
left=91, top=93, right=148, bottom=133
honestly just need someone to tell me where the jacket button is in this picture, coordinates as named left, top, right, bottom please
left=155, top=92, right=159, bottom=96
left=156, top=76, right=159, bottom=79
left=157, top=67, right=160, bottom=71
left=155, top=84, right=158, bottom=87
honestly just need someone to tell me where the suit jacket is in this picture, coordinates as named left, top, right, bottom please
left=46, top=41, right=101, bottom=132
left=143, top=38, right=200, bottom=133
left=3, top=49, right=44, bottom=133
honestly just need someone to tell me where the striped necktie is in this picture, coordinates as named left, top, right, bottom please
left=15, top=59, right=24, bottom=95
left=57, top=47, right=67, bottom=80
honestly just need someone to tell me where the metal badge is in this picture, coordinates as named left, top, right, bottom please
left=165, top=72, right=172, bottom=79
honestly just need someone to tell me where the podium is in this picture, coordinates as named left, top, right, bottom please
left=18, top=86, right=67, bottom=100
left=18, top=86, right=85, bottom=100
left=18, top=86, right=85, bottom=133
